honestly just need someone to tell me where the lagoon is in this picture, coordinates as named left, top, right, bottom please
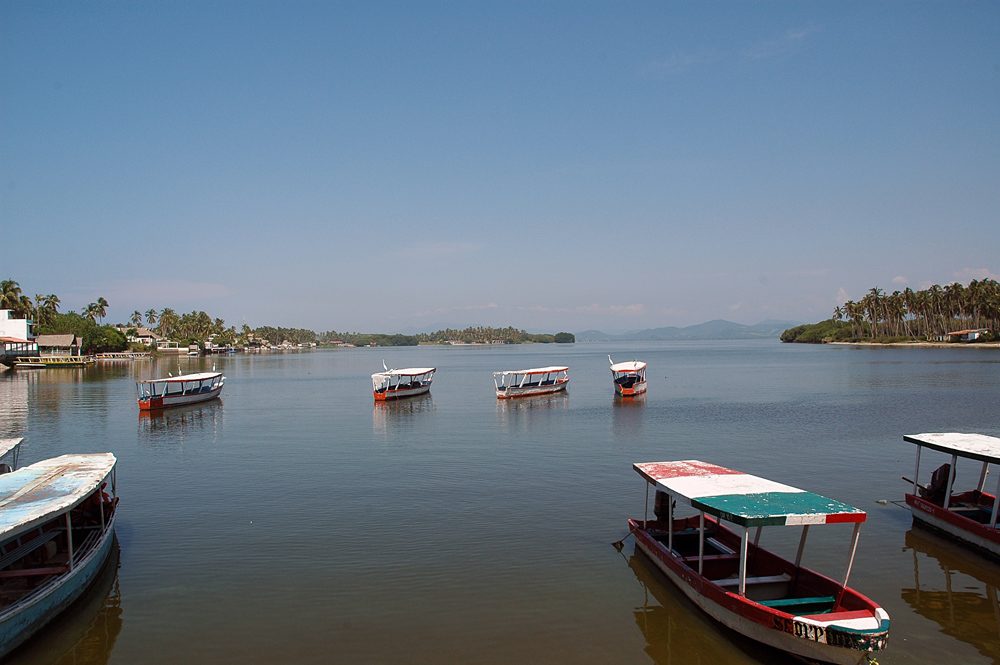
left=2, top=340, right=1000, bottom=664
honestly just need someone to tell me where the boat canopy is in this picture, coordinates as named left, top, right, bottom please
left=138, top=371, right=223, bottom=385
left=0, top=439, right=21, bottom=461
left=0, top=453, right=116, bottom=541
left=610, top=360, right=646, bottom=372
left=372, top=367, right=436, bottom=378
left=494, top=366, right=568, bottom=376
left=904, top=433, right=1000, bottom=464
left=634, top=460, right=865, bottom=528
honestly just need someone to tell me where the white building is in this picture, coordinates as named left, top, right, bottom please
left=0, top=310, right=33, bottom=340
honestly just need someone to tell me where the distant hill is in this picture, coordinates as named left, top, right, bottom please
left=576, top=319, right=801, bottom=342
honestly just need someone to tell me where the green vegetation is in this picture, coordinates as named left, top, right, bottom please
left=784, top=279, right=1000, bottom=343
left=4, top=278, right=578, bottom=349
left=37, top=313, right=127, bottom=354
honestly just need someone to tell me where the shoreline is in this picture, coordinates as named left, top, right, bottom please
left=825, top=341, right=1000, bottom=348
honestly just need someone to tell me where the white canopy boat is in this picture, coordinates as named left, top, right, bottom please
left=493, top=366, right=569, bottom=399
left=609, top=357, right=647, bottom=396
left=372, top=363, right=435, bottom=401
left=903, top=432, right=1000, bottom=561
left=136, top=370, right=225, bottom=411
left=628, top=460, right=889, bottom=664
left=0, top=453, right=119, bottom=658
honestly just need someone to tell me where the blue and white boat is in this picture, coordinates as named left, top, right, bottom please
left=0, top=453, right=118, bottom=658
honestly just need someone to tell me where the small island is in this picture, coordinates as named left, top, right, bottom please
left=781, top=280, right=999, bottom=345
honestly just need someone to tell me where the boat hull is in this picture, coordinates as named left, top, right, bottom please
left=905, top=492, right=1000, bottom=561
left=496, top=379, right=568, bottom=399
left=138, top=386, right=223, bottom=411
left=631, top=519, right=888, bottom=665
left=615, top=381, right=647, bottom=396
left=0, top=514, right=117, bottom=659
left=373, top=384, right=431, bottom=401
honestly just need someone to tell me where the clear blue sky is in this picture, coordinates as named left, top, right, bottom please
left=2, top=2, right=998, bottom=333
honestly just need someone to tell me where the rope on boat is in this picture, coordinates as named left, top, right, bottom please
left=612, top=525, right=638, bottom=550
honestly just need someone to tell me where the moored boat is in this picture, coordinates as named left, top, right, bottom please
left=372, top=364, right=435, bottom=401
left=902, top=432, right=1000, bottom=561
left=0, top=453, right=119, bottom=659
left=14, top=356, right=91, bottom=368
left=493, top=366, right=568, bottom=399
left=136, top=371, right=225, bottom=411
left=628, top=460, right=889, bottom=664
left=609, top=357, right=646, bottom=396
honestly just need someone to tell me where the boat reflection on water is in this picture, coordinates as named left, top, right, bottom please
left=627, top=549, right=795, bottom=665
left=612, top=392, right=646, bottom=438
left=372, top=393, right=435, bottom=434
left=495, top=391, right=568, bottom=414
left=902, top=528, right=1000, bottom=660
left=6, top=539, right=122, bottom=665
left=138, top=401, right=224, bottom=440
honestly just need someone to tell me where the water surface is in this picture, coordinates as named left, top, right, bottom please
left=2, top=341, right=999, bottom=664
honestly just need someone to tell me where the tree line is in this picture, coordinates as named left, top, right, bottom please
left=783, top=279, right=1000, bottom=343
left=4, top=279, right=575, bottom=350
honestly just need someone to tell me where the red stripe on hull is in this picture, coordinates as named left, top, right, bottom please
left=905, top=492, right=1000, bottom=552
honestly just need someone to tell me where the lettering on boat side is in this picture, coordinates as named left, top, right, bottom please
left=792, top=620, right=826, bottom=644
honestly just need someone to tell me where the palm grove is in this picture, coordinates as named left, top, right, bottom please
left=782, top=279, right=1000, bottom=343
left=3, top=279, right=574, bottom=353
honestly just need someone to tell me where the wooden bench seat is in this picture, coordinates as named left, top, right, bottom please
left=0, top=530, right=60, bottom=571
left=758, top=596, right=836, bottom=615
left=715, top=573, right=792, bottom=588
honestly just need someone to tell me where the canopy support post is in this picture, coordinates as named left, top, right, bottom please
left=913, top=446, right=921, bottom=494
left=738, top=526, right=748, bottom=597
left=979, top=462, right=990, bottom=493
left=698, top=512, right=705, bottom=575
left=991, top=470, right=1000, bottom=529
left=667, top=493, right=674, bottom=555
left=753, top=526, right=762, bottom=546
left=65, top=513, right=74, bottom=572
left=945, top=454, right=958, bottom=508
left=794, top=525, right=810, bottom=568
left=834, top=522, right=862, bottom=611
left=644, top=482, right=649, bottom=525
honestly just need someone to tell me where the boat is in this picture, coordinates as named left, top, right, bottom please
left=14, top=356, right=91, bottom=368
left=493, top=366, right=568, bottom=399
left=136, top=371, right=225, bottom=411
left=609, top=356, right=647, bottom=396
left=0, top=438, right=22, bottom=473
left=627, top=459, right=889, bottom=664
left=371, top=363, right=435, bottom=401
left=0, top=453, right=119, bottom=659
left=902, top=432, right=1000, bottom=561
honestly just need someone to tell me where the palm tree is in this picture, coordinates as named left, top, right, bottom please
left=95, top=297, right=109, bottom=324
left=0, top=280, right=24, bottom=314
left=145, top=309, right=158, bottom=327
left=83, top=303, right=99, bottom=323
left=33, top=294, right=46, bottom=325
left=131, top=311, right=143, bottom=327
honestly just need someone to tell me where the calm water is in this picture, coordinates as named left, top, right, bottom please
left=2, top=340, right=1000, bottom=664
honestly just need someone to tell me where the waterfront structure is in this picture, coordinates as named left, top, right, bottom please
left=136, top=371, right=225, bottom=410
left=34, top=334, right=81, bottom=357
left=0, top=453, right=119, bottom=659
left=0, top=310, right=33, bottom=341
left=609, top=357, right=647, bottom=396
left=493, top=366, right=569, bottom=399
left=628, top=460, right=889, bottom=664
left=903, top=432, right=1000, bottom=561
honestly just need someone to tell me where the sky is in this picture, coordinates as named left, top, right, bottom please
left=2, top=2, right=998, bottom=334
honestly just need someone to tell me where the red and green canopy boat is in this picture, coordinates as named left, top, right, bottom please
left=628, top=460, right=889, bottom=665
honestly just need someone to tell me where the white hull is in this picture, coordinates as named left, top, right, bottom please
left=139, top=385, right=223, bottom=410
left=374, top=384, right=431, bottom=401
left=908, top=503, right=1000, bottom=559
left=496, top=381, right=568, bottom=399
left=635, top=539, right=875, bottom=665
